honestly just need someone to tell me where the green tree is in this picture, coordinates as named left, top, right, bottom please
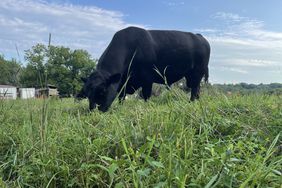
left=21, top=44, right=96, bottom=96
left=0, top=55, right=21, bottom=86
left=47, top=46, right=96, bottom=96
left=20, top=44, right=48, bottom=88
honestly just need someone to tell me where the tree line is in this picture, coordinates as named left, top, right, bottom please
left=213, top=83, right=282, bottom=95
left=0, top=44, right=96, bottom=96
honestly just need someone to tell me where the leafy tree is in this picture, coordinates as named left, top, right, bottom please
left=68, top=49, right=96, bottom=95
left=21, top=44, right=96, bottom=96
left=0, top=55, right=21, bottom=86
left=20, top=64, right=43, bottom=88
left=20, top=44, right=48, bottom=88
left=46, top=46, right=96, bottom=96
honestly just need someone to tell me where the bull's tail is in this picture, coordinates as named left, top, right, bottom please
left=204, top=67, right=209, bottom=83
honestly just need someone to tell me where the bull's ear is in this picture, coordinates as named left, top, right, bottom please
left=107, top=73, right=121, bottom=84
left=81, top=77, right=87, bottom=83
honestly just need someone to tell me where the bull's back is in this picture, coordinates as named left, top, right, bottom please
left=133, top=29, right=210, bottom=84
left=144, top=30, right=209, bottom=64
left=146, top=30, right=207, bottom=66
left=148, top=30, right=207, bottom=50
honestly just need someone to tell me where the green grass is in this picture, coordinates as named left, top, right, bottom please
left=0, top=88, right=281, bottom=187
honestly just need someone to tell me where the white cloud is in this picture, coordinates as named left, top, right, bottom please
left=228, top=59, right=280, bottom=67
left=214, top=58, right=281, bottom=75
left=222, top=67, right=248, bottom=74
left=213, top=12, right=245, bottom=22
left=199, top=12, right=282, bottom=83
left=207, top=13, right=282, bottom=49
left=209, top=12, right=280, bottom=39
left=163, top=1, right=185, bottom=7
left=195, top=28, right=218, bottom=33
left=0, top=0, right=144, bottom=61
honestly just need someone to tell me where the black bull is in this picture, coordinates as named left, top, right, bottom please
left=77, top=27, right=210, bottom=112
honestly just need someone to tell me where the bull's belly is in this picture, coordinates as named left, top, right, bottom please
left=131, top=59, right=191, bottom=85
left=151, top=70, right=186, bottom=85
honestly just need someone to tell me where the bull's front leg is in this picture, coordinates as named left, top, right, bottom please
left=190, top=86, right=200, bottom=101
left=141, top=82, right=153, bottom=101
left=89, top=100, right=97, bottom=111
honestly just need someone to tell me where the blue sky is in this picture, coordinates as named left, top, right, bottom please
left=0, top=0, right=282, bottom=83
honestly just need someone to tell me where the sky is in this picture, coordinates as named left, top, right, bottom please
left=0, top=0, right=282, bottom=84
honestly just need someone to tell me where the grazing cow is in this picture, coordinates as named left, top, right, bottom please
left=77, top=26, right=210, bottom=112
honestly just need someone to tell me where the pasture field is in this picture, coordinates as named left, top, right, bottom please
left=0, top=88, right=281, bottom=187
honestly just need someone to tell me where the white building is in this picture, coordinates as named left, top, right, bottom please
left=0, top=85, right=17, bottom=99
left=19, top=88, right=35, bottom=99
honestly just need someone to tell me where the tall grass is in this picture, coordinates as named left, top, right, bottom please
left=0, top=88, right=281, bottom=187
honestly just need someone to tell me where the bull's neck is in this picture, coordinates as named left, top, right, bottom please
left=97, top=44, right=137, bottom=75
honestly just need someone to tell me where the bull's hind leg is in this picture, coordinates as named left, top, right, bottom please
left=190, top=72, right=203, bottom=101
left=185, top=76, right=192, bottom=92
left=141, top=82, right=153, bottom=101
left=191, top=85, right=200, bottom=101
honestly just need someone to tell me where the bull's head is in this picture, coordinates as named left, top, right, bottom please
left=77, top=71, right=121, bottom=112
